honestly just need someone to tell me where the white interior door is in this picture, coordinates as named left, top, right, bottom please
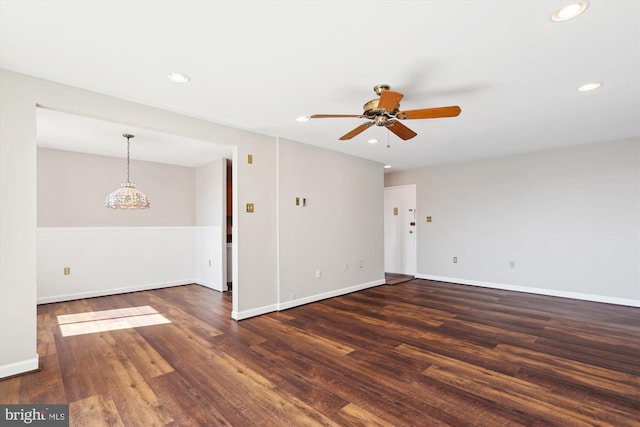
left=384, top=185, right=416, bottom=275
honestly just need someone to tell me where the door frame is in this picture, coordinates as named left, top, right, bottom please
left=383, top=184, right=417, bottom=276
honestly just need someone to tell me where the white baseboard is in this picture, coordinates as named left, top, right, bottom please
left=277, top=279, right=386, bottom=311
left=232, top=304, right=278, bottom=320
left=37, top=280, right=196, bottom=305
left=232, top=279, right=386, bottom=320
left=194, top=280, right=225, bottom=292
left=0, top=355, right=39, bottom=379
left=416, top=274, right=640, bottom=308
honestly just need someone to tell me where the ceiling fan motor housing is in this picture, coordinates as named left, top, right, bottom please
left=363, top=99, right=397, bottom=120
left=374, top=115, right=388, bottom=126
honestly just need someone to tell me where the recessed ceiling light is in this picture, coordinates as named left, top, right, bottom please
left=167, top=72, right=190, bottom=83
left=551, top=1, right=589, bottom=22
left=577, top=82, right=602, bottom=92
left=384, top=164, right=392, bottom=169
left=368, top=138, right=378, bottom=144
left=295, top=116, right=310, bottom=122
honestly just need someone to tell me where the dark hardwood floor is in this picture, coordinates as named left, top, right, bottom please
left=1, top=280, right=638, bottom=426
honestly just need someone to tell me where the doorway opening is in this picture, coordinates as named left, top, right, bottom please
left=384, top=185, right=417, bottom=284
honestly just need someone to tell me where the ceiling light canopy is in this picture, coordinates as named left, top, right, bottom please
left=295, top=116, right=310, bottom=122
left=551, top=1, right=589, bottom=22
left=367, top=138, right=378, bottom=144
left=167, top=72, right=190, bottom=83
left=105, top=134, right=151, bottom=210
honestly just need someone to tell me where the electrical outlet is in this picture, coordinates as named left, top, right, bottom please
left=315, top=269, right=321, bottom=279
left=453, top=257, right=458, bottom=264
left=208, top=259, right=212, bottom=267
left=63, top=267, right=70, bottom=275
left=509, top=260, right=515, bottom=269
left=246, top=203, right=254, bottom=213
left=343, top=263, right=348, bottom=271
left=359, top=260, right=364, bottom=268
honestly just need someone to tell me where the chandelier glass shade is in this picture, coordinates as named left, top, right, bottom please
left=105, top=134, right=150, bottom=209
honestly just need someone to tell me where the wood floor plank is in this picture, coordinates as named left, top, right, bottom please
left=336, top=403, right=402, bottom=427
left=100, top=329, right=174, bottom=380
left=101, top=351, right=174, bottom=426
left=514, top=368, right=640, bottom=424
left=18, top=354, right=66, bottom=404
left=423, top=364, right=610, bottom=427
left=248, top=339, right=451, bottom=426
left=215, top=333, right=351, bottom=417
left=399, top=341, right=639, bottom=426
left=37, top=310, right=59, bottom=357
left=0, top=375, right=22, bottom=404
left=493, top=343, right=639, bottom=398
left=54, top=332, right=113, bottom=401
left=2, top=280, right=638, bottom=426
left=69, top=394, right=126, bottom=427
left=149, top=371, right=235, bottom=426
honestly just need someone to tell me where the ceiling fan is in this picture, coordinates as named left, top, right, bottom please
left=310, top=84, right=461, bottom=141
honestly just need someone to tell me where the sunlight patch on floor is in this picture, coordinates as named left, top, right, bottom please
left=57, top=305, right=171, bottom=337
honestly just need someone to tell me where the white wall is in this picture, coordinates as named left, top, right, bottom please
left=232, top=141, right=279, bottom=319
left=277, top=138, right=385, bottom=309
left=37, top=227, right=196, bottom=303
left=0, top=70, right=38, bottom=378
left=38, top=148, right=196, bottom=227
left=385, top=138, right=640, bottom=306
left=195, top=159, right=225, bottom=227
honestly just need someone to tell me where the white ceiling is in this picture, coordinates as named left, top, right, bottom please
left=1, top=0, right=638, bottom=171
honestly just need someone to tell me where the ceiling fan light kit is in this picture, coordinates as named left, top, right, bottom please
left=310, top=84, right=461, bottom=142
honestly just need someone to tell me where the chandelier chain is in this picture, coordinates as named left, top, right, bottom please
left=126, top=136, right=131, bottom=182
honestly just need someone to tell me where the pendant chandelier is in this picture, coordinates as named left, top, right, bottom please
left=105, top=134, right=150, bottom=209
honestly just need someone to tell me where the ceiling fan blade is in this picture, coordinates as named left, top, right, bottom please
left=386, top=120, right=417, bottom=140
left=398, top=105, right=461, bottom=120
left=339, top=122, right=374, bottom=140
left=377, top=90, right=404, bottom=111
left=310, top=114, right=363, bottom=119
